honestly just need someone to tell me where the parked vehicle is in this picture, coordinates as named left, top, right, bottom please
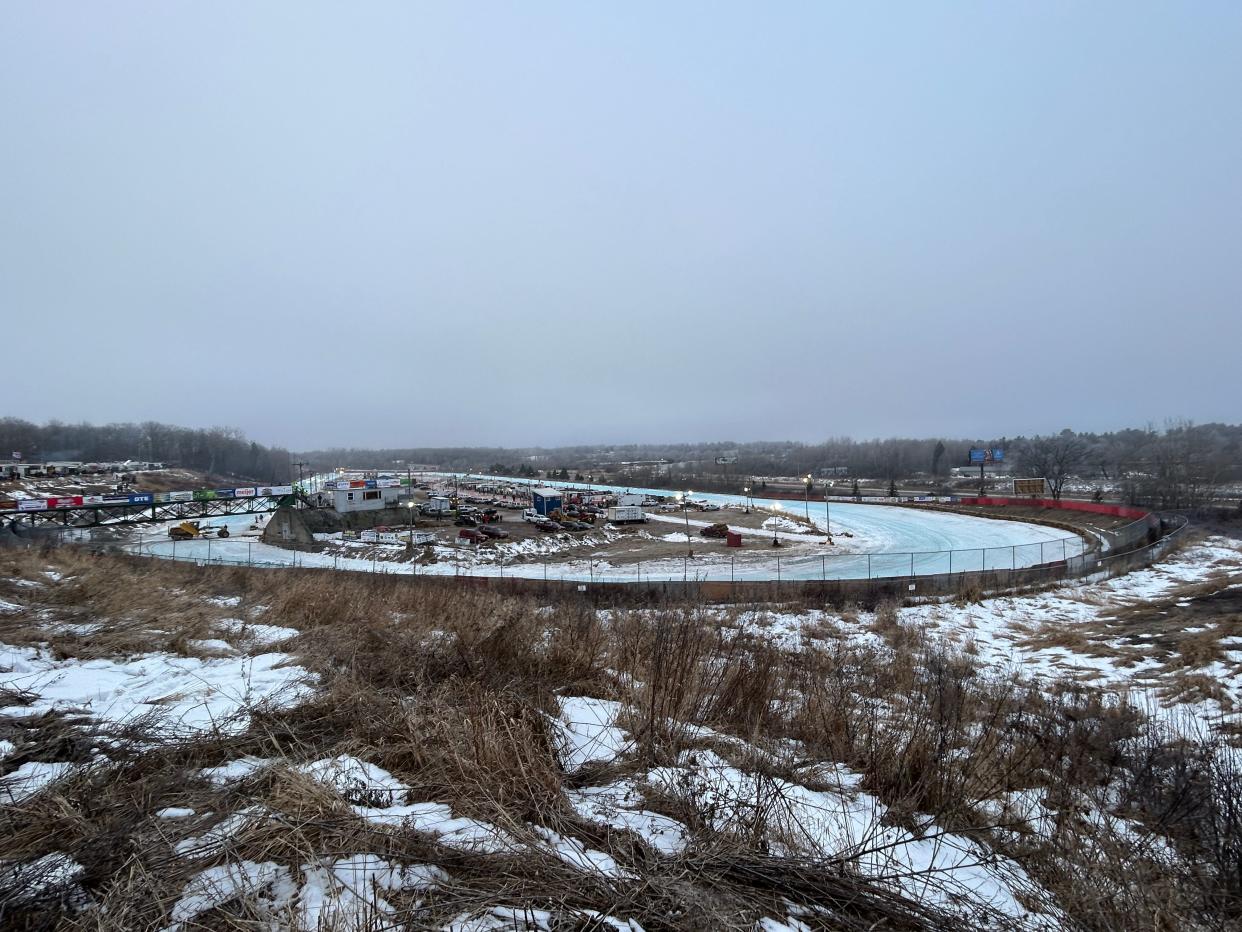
left=522, top=509, right=542, bottom=522
left=457, top=528, right=487, bottom=543
left=478, top=509, right=501, bottom=523
left=479, top=525, right=508, bottom=539
left=536, top=520, right=561, bottom=532
left=454, top=515, right=479, bottom=527
left=168, top=520, right=229, bottom=540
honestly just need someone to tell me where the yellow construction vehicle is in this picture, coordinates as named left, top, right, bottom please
left=168, top=520, right=229, bottom=540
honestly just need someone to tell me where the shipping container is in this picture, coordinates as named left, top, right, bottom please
left=606, top=505, right=646, bottom=523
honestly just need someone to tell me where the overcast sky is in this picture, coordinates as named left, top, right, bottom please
left=3, top=4, right=1239, bottom=450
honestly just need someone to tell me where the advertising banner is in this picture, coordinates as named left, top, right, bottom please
left=968, top=448, right=1005, bottom=464
left=18, top=499, right=45, bottom=511
left=46, top=497, right=84, bottom=509
left=234, top=488, right=256, bottom=498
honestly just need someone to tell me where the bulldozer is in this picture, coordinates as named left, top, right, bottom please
left=168, top=520, right=229, bottom=541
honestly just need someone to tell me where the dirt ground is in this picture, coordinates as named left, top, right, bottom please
left=398, top=482, right=836, bottom=567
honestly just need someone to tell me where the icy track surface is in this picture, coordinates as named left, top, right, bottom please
left=124, top=477, right=1086, bottom=582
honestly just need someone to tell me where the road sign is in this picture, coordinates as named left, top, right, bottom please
left=1013, top=478, right=1046, bottom=495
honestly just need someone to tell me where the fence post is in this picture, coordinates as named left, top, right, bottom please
left=776, top=554, right=781, bottom=583
left=821, top=556, right=825, bottom=581
left=910, top=552, right=915, bottom=577
left=949, top=549, right=953, bottom=574
left=867, top=552, right=871, bottom=579
left=1062, top=538, right=1067, bottom=561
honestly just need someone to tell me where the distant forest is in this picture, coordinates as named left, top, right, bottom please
left=0, top=418, right=292, bottom=483
left=303, top=420, right=1242, bottom=508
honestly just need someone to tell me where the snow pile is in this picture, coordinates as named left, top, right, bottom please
left=166, top=854, right=450, bottom=931
left=550, top=696, right=634, bottom=772
left=566, top=779, right=689, bottom=855
left=0, top=646, right=315, bottom=737
left=646, top=747, right=1055, bottom=925
left=296, top=755, right=409, bottom=807
left=0, top=760, right=76, bottom=804
left=762, top=515, right=815, bottom=535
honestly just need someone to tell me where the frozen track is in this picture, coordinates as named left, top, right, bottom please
left=123, top=476, right=1088, bottom=583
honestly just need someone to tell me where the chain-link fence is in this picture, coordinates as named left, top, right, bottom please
left=33, top=509, right=1185, bottom=605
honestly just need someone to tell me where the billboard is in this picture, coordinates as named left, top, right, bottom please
left=714, top=456, right=738, bottom=465
left=968, top=448, right=1005, bottom=464
left=1013, top=478, right=1046, bottom=495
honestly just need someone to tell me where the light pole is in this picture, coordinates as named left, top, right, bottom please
left=742, top=486, right=750, bottom=514
left=681, top=491, right=694, bottom=556
left=824, top=480, right=832, bottom=539
left=406, top=501, right=416, bottom=546
left=803, top=474, right=812, bottom=524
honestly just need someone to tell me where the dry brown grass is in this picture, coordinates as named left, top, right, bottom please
left=1, top=549, right=1240, bottom=930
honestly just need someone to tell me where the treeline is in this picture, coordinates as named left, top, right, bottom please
left=303, top=420, right=1242, bottom=507
left=0, top=418, right=293, bottom=483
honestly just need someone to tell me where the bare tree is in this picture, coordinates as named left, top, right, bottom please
left=1017, top=430, right=1089, bottom=500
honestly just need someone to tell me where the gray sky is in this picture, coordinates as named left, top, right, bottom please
left=3, top=3, right=1240, bottom=450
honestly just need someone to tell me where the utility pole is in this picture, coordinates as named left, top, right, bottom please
left=292, top=461, right=309, bottom=508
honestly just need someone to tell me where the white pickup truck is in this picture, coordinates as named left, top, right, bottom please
left=522, top=508, right=542, bottom=522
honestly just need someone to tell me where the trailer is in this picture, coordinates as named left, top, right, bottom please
left=420, top=497, right=452, bottom=516
left=606, top=505, right=646, bottom=524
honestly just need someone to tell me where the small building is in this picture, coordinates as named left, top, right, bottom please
left=530, top=487, right=563, bottom=516
left=331, top=485, right=403, bottom=513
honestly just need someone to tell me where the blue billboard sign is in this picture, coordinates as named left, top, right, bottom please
left=969, top=448, right=1005, bottom=464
